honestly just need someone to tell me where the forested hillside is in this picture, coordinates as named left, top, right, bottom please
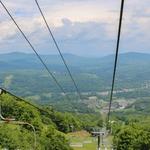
left=0, top=93, right=73, bottom=149
left=112, top=112, right=150, bottom=149
left=0, top=91, right=104, bottom=149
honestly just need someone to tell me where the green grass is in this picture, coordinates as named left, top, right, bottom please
left=67, top=131, right=96, bottom=150
left=68, top=131, right=113, bottom=150
left=73, top=143, right=96, bottom=150
left=70, top=137, right=97, bottom=150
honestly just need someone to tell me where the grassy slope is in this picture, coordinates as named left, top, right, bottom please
left=68, top=131, right=113, bottom=150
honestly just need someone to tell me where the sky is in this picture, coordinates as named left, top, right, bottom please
left=0, top=0, right=150, bottom=57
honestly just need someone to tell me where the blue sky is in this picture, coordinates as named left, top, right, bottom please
left=0, top=0, right=150, bottom=57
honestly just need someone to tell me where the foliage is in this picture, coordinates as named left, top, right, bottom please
left=0, top=94, right=73, bottom=150
left=113, top=120, right=150, bottom=150
left=74, top=113, right=104, bottom=132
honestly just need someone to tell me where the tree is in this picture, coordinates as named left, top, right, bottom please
left=113, top=124, right=150, bottom=150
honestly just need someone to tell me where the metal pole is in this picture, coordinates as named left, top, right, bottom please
left=98, top=135, right=101, bottom=150
left=102, top=133, right=104, bottom=145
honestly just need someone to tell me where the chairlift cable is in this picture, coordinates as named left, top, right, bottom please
left=107, top=0, right=125, bottom=124
left=0, top=0, right=71, bottom=101
left=34, top=0, right=82, bottom=100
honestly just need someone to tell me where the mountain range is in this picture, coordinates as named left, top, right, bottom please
left=1, top=51, right=150, bottom=70
left=1, top=52, right=150, bottom=91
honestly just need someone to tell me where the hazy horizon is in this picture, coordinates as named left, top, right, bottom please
left=1, top=50, right=150, bottom=58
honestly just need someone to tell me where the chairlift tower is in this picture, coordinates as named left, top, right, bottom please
left=92, top=131, right=105, bottom=150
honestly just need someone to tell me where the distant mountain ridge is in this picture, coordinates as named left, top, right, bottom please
left=1, top=51, right=150, bottom=68
left=0, top=52, right=150, bottom=70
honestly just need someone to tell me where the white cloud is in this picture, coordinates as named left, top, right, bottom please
left=0, top=0, right=150, bottom=56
